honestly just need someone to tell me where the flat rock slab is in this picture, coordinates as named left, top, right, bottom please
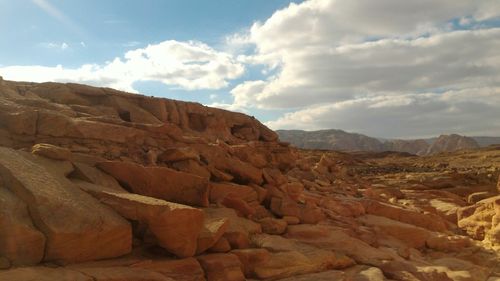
left=131, top=258, right=206, bottom=281
left=197, top=253, right=245, bottom=281
left=97, top=161, right=209, bottom=207
left=0, top=267, right=93, bottom=281
left=0, top=147, right=132, bottom=263
left=77, top=180, right=204, bottom=258
left=75, top=266, right=174, bottom=281
left=0, top=188, right=45, bottom=265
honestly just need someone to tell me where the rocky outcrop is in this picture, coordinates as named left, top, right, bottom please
left=426, top=134, right=480, bottom=155
left=278, top=129, right=487, bottom=155
left=0, top=80, right=498, bottom=281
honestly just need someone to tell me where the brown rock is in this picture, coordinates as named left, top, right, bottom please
left=158, top=147, right=200, bottom=163
left=208, top=237, right=231, bottom=253
left=75, top=266, right=172, bottom=281
left=210, top=182, right=258, bottom=202
left=251, top=234, right=354, bottom=280
left=0, top=267, right=93, bottom=281
left=78, top=181, right=203, bottom=258
left=132, top=258, right=206, bottom=281
left=196, top=218, right=229, bottom=254
left=359, top=215, right=431, bottom=249
left=0, top=256, right=11, bottom=269
left=363, top=199, right=447, bottom=232
left=203, top=207, right=261, bottom=250
left=285, top=224, right=394, bottom=266
left=274, top=270, right=345, bottom=281
left=197, top=253, right=245, bottom=281
left=0, top=188, right=45, bottom=265
left=31, top=143, right=72, bottom=161
left=97, top=161, right=209, bottom=207
left=231, top=248, right=271, bottom=278
left=259, top=217, right=288, bottom=235
left=0, top=148, right=131, bottom=263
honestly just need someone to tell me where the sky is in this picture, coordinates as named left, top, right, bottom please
left=0, top=0, right=499, bottom=139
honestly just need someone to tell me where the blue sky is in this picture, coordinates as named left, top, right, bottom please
left=1, top=0, right=499, bottom=138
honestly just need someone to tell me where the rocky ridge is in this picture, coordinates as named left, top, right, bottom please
left=0, top=79, right=499, bottom=281
left=277, top=129, right=485, bottom=155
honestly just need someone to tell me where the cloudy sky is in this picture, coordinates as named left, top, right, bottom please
left=1, top=0, right=499, bottom=138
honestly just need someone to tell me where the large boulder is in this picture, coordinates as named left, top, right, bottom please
left=77, top=180, right=204, bottom=258
left=196, top=253, right=245, bottom=281
left=0, top=147, right=131, bottom=263
left=97, top=161, right=209, bottom=207
left=0, top=187, right=45, bottom=265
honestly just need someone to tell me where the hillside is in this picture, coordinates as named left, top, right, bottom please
left=277, top=129, right=489, bottom=155
left=0, top=79, right=499, bottom=281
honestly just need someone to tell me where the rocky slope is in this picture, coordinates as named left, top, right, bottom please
left=0, top=78, right=499, bottom=281
left=277, top=129, right=486, bottom=155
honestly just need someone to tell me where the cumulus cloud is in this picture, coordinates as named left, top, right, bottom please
left=0, top=40, right=245, bottom=92
left=220, top=0, right=500, bottom=137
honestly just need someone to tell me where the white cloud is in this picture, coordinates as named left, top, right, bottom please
left=217, top=0, right=500, bottom=137
left=0, top=40, right=245, bottom=92
left=39, top=42, right=70, bottom=50
left=266, top=87, right=500, bottom=138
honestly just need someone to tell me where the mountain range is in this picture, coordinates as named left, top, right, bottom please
left=277, top=129, right=500, bottom=155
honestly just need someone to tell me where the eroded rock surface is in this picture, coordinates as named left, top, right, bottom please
left=0, top=80, right=499, bottom=280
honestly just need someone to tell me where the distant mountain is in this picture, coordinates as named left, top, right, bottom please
left=277, top=129, right=495, bottom=155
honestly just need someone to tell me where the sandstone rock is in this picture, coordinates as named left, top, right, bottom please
left=425, top=234, right=471, bottom=252
left=0, top=187, right=45, bottom=265
left=197, top=253, right=245, bottom=281
left=203, top=208, right=261, bottom=248
left=171, top=159, right=211, bottom=179
left=363, top=199, right=447, bottom=232
left=251, top=234, right=354, bottom=280
left=468, top=191, right=494, bottom=204
left=71, top=162, right=126, bottom=192
left=274, top=270, right=345, bottom=281
left=31, top=143, right=72, bottom=161
left=77, top=181, right=203, bottom=258
left=97, top=161, right=209, bottom=206
left=285, top=224, right=394, bottom=266
left=75, top=266, right=172, bottom=281
left=0, top=256, right=11, bottom=269
left=196, top=217, right=229, bottom=254
left=0, top=148, right=131, bottom=263
left=209, top=182, right=258, bottom=204
left=208, top=237, right=231, bottom=253
left=232, top=248, right=271, bottom=278
left=358, top=215, right=431, bottom=249
left=132, top=258, right=206, bottom=281
left=158, top=147, right=200, bottom=163
left=458, top=195, right=500, bottom=247
left=259, top=217, right=288, bottom=235
left=0, top=266, right=93, bottom=281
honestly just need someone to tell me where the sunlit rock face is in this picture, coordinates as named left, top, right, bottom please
left=0, top=80, right=499, bottom=281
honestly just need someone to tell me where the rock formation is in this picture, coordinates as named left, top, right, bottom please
left=278, top=129, right=489, bottom=155
left=0, top=80, right=499, bottom=280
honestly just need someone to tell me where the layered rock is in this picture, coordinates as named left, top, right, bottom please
left=0, top=80, right=498, bottom=281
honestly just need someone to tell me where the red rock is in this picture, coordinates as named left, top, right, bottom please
left=158, top=147, right=200, bottom=163
left=208, top=237, right=231, bottom=253
left=259, top=217, right=288, bottom=235
left=78, top=181, right=203, bottom=258
left=196, top=217, right=229, bottom=254
left=0, top=148, right=131, bottom=263
left=0, top=188, right=45, bottom=265
left=0, top=266, right=93, bottom=281
left=75, top=266, right=172, bottom=281
left=220, top=196, right=256, bottom=217
left=362, top=199, right=447, bottom=232
left=97, top=161, right=209, bottom=207
left=132, top=258, right=205, bottom=281
left=196, top=253, right=245, bottom=281
left=31, top=143, right=72, bottom=161
left=209, top=182, right=258, bottom=203
left=231, top=248, right=271, bottom=278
